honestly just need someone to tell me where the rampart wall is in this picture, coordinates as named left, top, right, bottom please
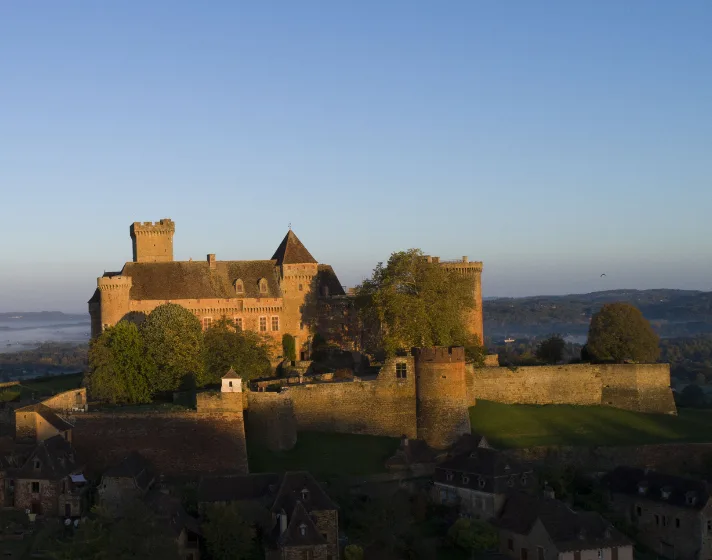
left=245, top=392, right=298, bottom=451
left=285, top=356, right=418, bottom=438
left=69, top=405, right=248, bottom=477
left=467, top=363, right=676, bottom=414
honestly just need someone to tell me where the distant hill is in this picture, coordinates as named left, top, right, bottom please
left=0, top=311, right=88, bottom=322
left=484, top=289, right=712, bottom=340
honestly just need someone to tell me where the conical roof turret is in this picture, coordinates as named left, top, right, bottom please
left=271, top=230, right=317, bottom=265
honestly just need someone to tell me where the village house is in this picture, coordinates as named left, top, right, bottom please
left=170, top=507, right=203, bottom=560
left=432, top=447, right=533, bottom=519
left=14, top=403, right=74, bottom=443
left=497, top=492, right=633, bottom=560
left=386, top=432, right=490, bottom=474
left=198, top=471, right=339, bottom=560
left=605, top=466, right=712, bottom=560
left=98, top=451, right=155, bottom=516
left=12, top=434, right=86, bottom=517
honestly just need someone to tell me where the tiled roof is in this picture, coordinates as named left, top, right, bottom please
left=316, top=265, right=346, bottom=296
left=497, top=493, right=631, bottom=551
left=438, top=447, right=523, bottom=477
left=222, top=368, right=241, bottom=379
left=16, top=403, right=73, bottom=433
left=17, top=435, right=79, bottom=480
left=604, top=466, right=709, bottom=510
left=103, top=451, right=154, bottom=492
left=271, top=471, right=338, bottom=514
left=277, top=500, right=327, bottom=548
left=119, top=260, right=282, bottom=300
left=272, top=231, right=317, bottom=265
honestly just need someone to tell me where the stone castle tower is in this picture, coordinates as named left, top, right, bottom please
left=130, top=219, right=175, bottom=263
left=414, top=346, right=471, bottom=449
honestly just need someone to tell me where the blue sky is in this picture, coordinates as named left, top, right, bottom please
left=1, top=1, right=710, bottom=312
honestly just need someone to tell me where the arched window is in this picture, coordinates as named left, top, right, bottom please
left=259, top=278, right=268, bottom=294
left=234, top=279, right=244, bottom=295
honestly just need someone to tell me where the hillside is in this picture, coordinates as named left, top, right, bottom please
left=484, top=289, right=712, bottom=339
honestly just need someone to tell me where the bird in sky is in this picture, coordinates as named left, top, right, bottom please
left=600, top=273, right=607, bottom=277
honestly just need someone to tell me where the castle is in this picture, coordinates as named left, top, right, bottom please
left=88, top=219, right=485, bottom=356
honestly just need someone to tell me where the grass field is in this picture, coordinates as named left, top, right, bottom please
left=471, top=400, right=712, bottom=448
left=247, top=431, right=400, bottom=476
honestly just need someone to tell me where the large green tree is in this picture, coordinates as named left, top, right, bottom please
left=203, top=318, right=273, bottom=384
left=202, top=503, right=260, bottom=560
left=356, top=249, right=475, bottom=355
left=142, top=303, right=206, bottom=391
left=86, top=321, right=152, bottom=404
left=446, top=518, right=498, bottom=554
left=536, top=335, right=566, bottom=365
left=587, top=302, right=660, bottom=363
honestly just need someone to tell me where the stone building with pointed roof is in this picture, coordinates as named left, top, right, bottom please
left=88, top=220, right=348, bottom=360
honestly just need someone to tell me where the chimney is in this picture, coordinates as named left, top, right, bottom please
left=432, top=256, right=440, bottom=263
left=462, top=256, right=469, bottom=263
left=207, top=254, right=216, bottom=269
left=279, top=511, right=288, bottom=534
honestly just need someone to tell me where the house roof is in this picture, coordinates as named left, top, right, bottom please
left=497, top=493, right=632, bottom=551
left=448, top=433, right=491, bottom=455
left=16, top=403, right=73, bottom=433
left=272, top=231, right=317, bottom=265
left=16, top=435, right=79, bottom=480
left=171, top=507, right=202, bottom=538
left=103, top=451, right=154, bottom=492
left=222, top=368, right=241, bottom=380
left=271, top=471, right=338, bottom=514
left=604, top=466, right=709, bottom=510
left=316, top=265, right=346, bottom=296
left=277, top=500, right=327, bottom=548
left=385, top=438, right=436, bottom=469
left=118, top=260, right=282, bottom=300
left=438, top=447, right=523, bottom=477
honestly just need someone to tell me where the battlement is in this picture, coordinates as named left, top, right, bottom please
left=130, top=219, right=175, bottom=234
left=439, top=258, right=483, bottom=271
left=97, top=275, right=132, bottom=291
left=412, top=346, right=465, bottom=363
left=130, top=218, right=175, bottom=263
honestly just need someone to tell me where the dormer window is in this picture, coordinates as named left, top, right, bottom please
left=301, top=488, right=310, bottom=501
left=638, top=483, right=648, bottom=495
left=446, top=471, right=454, bottom=482
left=34, top=460, right=41, bottom=470
left=259, top=278, right=268, bottom=294
left=234, top=279, right=244, bottom=295
left=686, top=492, right=697, bottom=506
left=462, top=475, right=470, bottom=484
left=661, top=487, right=672, bottom=500
left=478, top=477, right=486, bottom=489
left=299, top=523, right=307, bottom=536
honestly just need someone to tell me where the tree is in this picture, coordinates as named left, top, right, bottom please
left=202, top=503, right=259, bottom=560
left=356, top=249, right=474, bottom=355
left=203, top=318, right=273, bottom=384
left=586, top=303, right=660, bottom=363
left=86, top=322, right=152, bottom=404
left=142, top=303, right=206, bottom=391
left=463, top=335, right=487, bottom=367
left=679, top=384, right=706, bottom=408
left=282, top=333, right=297, bottom=363
left=536, top=335, right=566, bottom=365
left=446, top=518, right=498, bottom=554
left=344, top=545, right=364, bottom=560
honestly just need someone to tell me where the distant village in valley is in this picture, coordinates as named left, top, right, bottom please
left=2, top=218, right=712, bottom=560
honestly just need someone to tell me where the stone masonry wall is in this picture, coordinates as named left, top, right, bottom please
left=245, top=392, right=298, bottom=451
left=467, top=363, right=675, bottom=414
left=69, top=409, right=248, bottom=477
left=42, top=388, right=87, bottom=412
left=285, top=356, right=417, bottom=438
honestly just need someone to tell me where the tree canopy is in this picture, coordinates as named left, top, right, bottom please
left=87, top=321, right=152, bottom=404
left=201, top=503, right=260, bottom=560
left=587, top=302, right=660, bottom=363
left=446, top=518, right=498, bottom=553
left=203, top=318, right=273, bottom=384
left=142, top=303, right=206, bottom=391
left=356, top=249, right=476, bottom=356
left=536, top=335, right=566, bottom=365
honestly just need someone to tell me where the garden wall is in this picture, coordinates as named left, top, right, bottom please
left=467, top=363, right=676, bottom=415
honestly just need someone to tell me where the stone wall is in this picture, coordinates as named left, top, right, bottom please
left=245, top=392, right=298, bottom=451
left=42, top=388, right=87, bottom=412
left=285, top=356, right=417, bottom=438
left=467, top=363, right=676, bottom=414
left=69, top=409, right=248, bottom=477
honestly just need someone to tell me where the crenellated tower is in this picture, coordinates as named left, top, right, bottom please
left=96, top=275, right=133, bottom=334
left=130, top=219, right=175, bottom=263
left=436, top=256, right=484, bottom=344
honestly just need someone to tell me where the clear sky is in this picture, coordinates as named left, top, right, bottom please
left=1, top=1, right=710, bottom=313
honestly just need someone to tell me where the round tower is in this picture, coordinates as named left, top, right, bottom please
left=414, top=346, right=472, bottom=449
left=97, top=275, right=133, bottom=333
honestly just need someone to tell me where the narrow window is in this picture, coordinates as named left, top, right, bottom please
left=234, top=317, right=243, bottom=330
left=396, top=363, right=407, bottom=379
left=259, top=278, right=268, bottom=294
left=655, top=514, right=660, bottom=526
left=299, top=283, right=303, bottom=291
left=508, top=539, right=514, bottom=551
left=521, top=548, right=528, bottom=560
left=202, top=317, right=213, bottom=330
left=32, top=481, right=40, bottom=493
left=676, top=517, right=680, bottom=528
left=228, top=381, right=233, bottom=388
left=259, top=317, right=267, bottom=332
left=34, top=460, right=40, bottom=470
left=478, top=477, right=486, bottom=489
left=635, top=506, right=641, bottom=517
left=538, top=547, right=545, bottom=560
left=597, top=550, right=602, bottom=560
left=235, top=279, right=244, bottom=294
left=301, top=488, right=310, bottom=501
left=445, top=471, right=453, bottom=482
left=271, top=316, right=279, bottom=331
left=462, top=475, right=470, bottom=484
left=299, top=523, right=307, bottom=536
left=300, top=322, right=304, bottom=331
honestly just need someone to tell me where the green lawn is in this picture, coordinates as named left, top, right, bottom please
left=15, top=372, right=83, bottom=399
left=471, top=400, right=712, bottom=448
left=247, top=431, right=400, bottom=476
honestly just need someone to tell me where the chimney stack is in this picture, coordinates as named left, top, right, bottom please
left=207, top=254, right=216, bottom=269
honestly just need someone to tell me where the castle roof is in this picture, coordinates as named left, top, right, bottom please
left=119, top=260, right=282, bottom=300
left=604, top=466, right=710, bottom=510
left=272, top=230, right=317, bottom=265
